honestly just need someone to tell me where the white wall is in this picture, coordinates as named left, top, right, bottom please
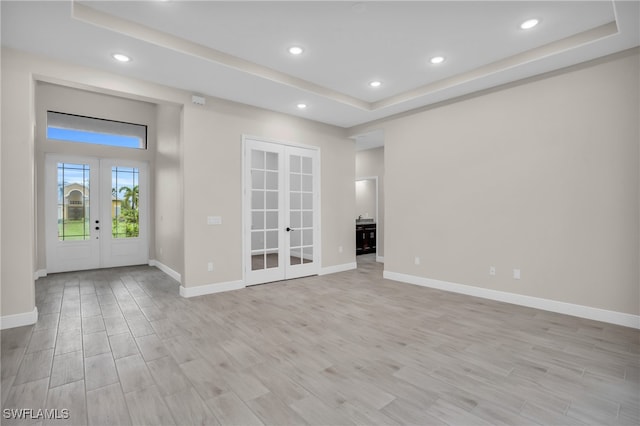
left=353, top=49, right=640, bottom=318
left=1, top=49, right=35, bottom=319
left=155, top=103, right=183, bottom=277
left=356, top=147, right=385, bottom=258
left=181, top=100, right=356, bottom=288
left=355, top=179, right=376, bottom=220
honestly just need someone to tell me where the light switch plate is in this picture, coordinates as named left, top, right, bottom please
left=207, top=216, right=222, bottom=225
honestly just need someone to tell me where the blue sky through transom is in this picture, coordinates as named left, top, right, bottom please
left=48, top=127, right=142, bottom=149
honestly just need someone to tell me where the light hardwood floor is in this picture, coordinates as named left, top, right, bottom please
left=1, top=254, right=638, bottom=425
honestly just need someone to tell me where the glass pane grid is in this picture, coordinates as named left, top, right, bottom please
left=250, top=149, right=281, bottom=272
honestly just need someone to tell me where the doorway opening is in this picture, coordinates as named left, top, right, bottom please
left=355, top=177, right=378, bottom=259
left=45, top=155, right=149, bottom=273
left=354, top=129, right=384, bottom=264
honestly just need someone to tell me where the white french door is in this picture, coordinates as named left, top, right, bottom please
left=45, top=155, right=148, bottom=273
left=244, top=138, right=320, bottom=285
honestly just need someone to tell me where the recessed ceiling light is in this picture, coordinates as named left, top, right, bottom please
left=112, top=53, right=131, bottom=62
left=430, top=56, right=445, bottom=64
left=520, top=18, right=539, bottom=30
left=297, top=103, right=307, bottom=109
left=369, top=81, right=382, bottom=88
left=288, top=46, right=304, bottom=55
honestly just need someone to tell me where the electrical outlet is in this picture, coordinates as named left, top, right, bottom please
left=513, top=268, right=521, bottom=279
left=414, top=256, right=420, bottom=265
left=489, top=266, right=496, bottom=276
left=207, top=262, right=214, bottom=272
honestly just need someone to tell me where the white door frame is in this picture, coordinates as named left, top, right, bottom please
left=45, top=154, right=149, bottom=273
left=242, top=135, right=321, bottom=286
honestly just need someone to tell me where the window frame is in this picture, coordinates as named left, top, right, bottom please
left=46, top=111, right=148, bottom=150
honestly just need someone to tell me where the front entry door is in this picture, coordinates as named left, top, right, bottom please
left=244, top=138, right=319, bottom=285
left=45, top=155, right=148, bottom=273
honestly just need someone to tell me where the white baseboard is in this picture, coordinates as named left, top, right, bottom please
left=376, top=256, right=384, bottom=263
left=180, top=280, right=245, bottom=298
left=149, top=259, right=181, bottom=283
left=319, top=262, right=357, bottom=276
left=1, top=307, right=38, bottom=330
left=33, top=270, right=47, bottom=280
left=384, top=271, right=640, bottom=330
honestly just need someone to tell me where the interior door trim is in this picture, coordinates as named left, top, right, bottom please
left=241, top=134, right=322, bottom=286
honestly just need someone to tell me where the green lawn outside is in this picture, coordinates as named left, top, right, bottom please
left=59, top=219, right=138, bottom=240
left=58, top=219, right=89, bottom=240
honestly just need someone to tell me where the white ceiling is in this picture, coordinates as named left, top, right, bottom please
left=2, top=0, right=639, bottom=135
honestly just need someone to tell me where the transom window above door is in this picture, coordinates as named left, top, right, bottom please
left=46, top=111, right=147, bottom=150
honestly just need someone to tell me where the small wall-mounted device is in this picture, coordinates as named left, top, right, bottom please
left=192, top=95, right=206, bottom=106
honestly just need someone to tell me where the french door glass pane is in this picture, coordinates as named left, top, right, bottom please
left=266, top=152, right=278, bottom=170
left=302, top=193, right=313, bottom=209
left=112, top=167, right=140, bottom=238
left=290, top=212, right=301, bottom=228
left=290, top=155, right=301, bottom=173
left=251, top=170, right=265, bottom=189
left=251, top=150, right=264, bottom=169
left=266, top=231, right=278, bottom=249
left=252, top=191, right=264, bottom=209
left=251, top=232, right=264, bottom=250
left=266, top=250, right=279, bottom=268
left=252, top=211, right=264, bottom=230
left=303, top=247, right=313, bottom=264
left=290, top=192, right=301, bottom=210
left=290, top=173, right=301, bottom=191
left=266, top=172, right=278, bottom=190
left=288, top=153, right=313, bottom=267
left=266, top=212, right=278, bottom=229
left=290, top=230, right=301, bottom=247
left=302, top=157, right=312, bottom=174
left=57, top=163, right=91, bottom=241
left=266, top=192, right=278, bottom=209
left=302, top=175, right=313, bottom=192
left=251, top=149, right=279, bottom=271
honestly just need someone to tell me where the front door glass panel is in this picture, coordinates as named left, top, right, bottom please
left=57, top=162, right=91, bottom=241
left=111, top=166, right=140, bottom=238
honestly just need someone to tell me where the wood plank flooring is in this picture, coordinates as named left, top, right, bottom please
left=1, top=254, right=638, bottom=425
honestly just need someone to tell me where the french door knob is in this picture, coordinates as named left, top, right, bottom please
left=286, top=227, right=293, bottom=232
